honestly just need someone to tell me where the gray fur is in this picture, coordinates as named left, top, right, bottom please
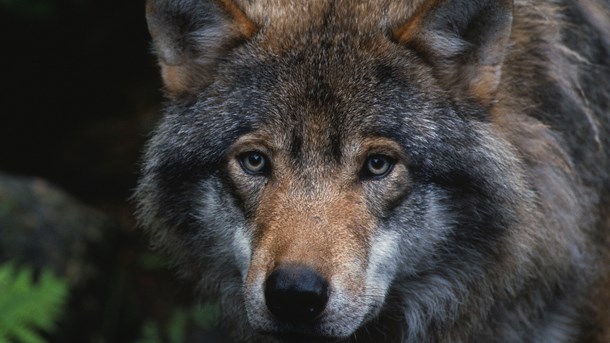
left=136, top=0, right=610, bottom=342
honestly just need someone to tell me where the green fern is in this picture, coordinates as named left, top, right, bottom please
left=0, top=262, right=68, bottom=343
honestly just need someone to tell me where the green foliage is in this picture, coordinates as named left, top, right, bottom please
left=0, top=198, right=15, bottom=217
left=0, top=263, right=68, bottom=343
left=136, top=303, right=220, bottom=343
left=190, top=303, right=220, bottom=332
left=136, top=253, right=167, bottom=271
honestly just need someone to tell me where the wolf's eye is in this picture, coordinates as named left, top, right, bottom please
left=239, top=151, right=269, bottom=175
left=362, top=154, right=394, bottom=179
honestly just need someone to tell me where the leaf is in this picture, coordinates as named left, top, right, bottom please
left=0, top=262, right=68, bottom=343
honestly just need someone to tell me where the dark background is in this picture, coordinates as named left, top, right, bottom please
left=0, top=0, right=159, bottom=208
left=0, top=1, right=210, bottom=342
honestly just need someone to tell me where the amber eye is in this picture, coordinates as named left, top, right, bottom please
left=239, top=151, right=269, bottom=175
left=362, top=154, right=394, bottom=178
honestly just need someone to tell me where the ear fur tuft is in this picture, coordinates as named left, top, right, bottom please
left=146, top=0, right=258, bottom=98
left=393, top=0, right=513, bottom=104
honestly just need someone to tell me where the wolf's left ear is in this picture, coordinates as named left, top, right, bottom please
left=393, top=0, right=513, bottom=105
left=146, top=0, right=257, bottom=98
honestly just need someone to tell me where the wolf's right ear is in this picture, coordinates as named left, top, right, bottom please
left=146, top=0, right=257, bottom=98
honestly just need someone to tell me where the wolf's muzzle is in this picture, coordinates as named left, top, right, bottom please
left=264, top=265, right=330, bottom=323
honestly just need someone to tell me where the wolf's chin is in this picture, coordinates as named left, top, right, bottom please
left=246, top=303, right=367, bottom=342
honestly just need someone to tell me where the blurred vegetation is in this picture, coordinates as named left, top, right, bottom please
left=0, top=263, right=68, bottom=343
left=136, top=304, right=220, bottom=343
left=0, top=0, right=222, bottom=341
left=0, top=258, right=221, bottom=343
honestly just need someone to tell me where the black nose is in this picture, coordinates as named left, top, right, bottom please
left=264, top=265, right=330, bottom=323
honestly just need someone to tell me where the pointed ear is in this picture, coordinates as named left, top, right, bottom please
left=146, top=0, right=257, bottom=98
left=393, top=0, right=513, bottom=105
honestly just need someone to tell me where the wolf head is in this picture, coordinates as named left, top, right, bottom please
left=136, top=0, right=576, bottom=341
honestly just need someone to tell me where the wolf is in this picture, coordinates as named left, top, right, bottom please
left=135, top=0, right=610, bottom=341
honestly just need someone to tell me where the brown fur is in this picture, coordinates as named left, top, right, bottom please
left=228, top=133, right=410, bottom=291
left=217, top=0, right=258, bottom=38
left=391, top=0, right=440, bottom=43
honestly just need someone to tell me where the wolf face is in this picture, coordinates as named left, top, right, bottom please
left=137, top=0, right=610, bottom=342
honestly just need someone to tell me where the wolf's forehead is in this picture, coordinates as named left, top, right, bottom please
left=214, top=0, right=445, bottom=161
left=236, top=0, right=424, bottom=43
left=270, top=108, right=349, bottom=163
left=237, top=60, right=421, bottom=161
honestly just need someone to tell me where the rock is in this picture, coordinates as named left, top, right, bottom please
left=0, top=172, right=114, bottom=285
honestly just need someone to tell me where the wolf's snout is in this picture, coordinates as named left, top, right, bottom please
left=264, top=265, right=329, bottom=323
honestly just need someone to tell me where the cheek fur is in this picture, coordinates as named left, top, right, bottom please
left=378, top=185, right=457, bottom=275
left=363, top=228, right=403, bottom=313
left=362, top=162, right=411, bottom=216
